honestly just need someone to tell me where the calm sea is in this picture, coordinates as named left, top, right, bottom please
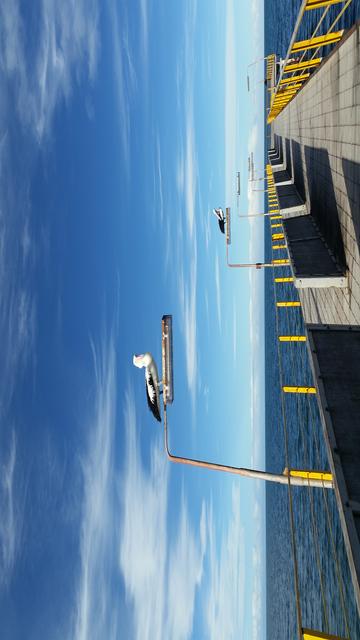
left=264, top=2, right=360, bottom=638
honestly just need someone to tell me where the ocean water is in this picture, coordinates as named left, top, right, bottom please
left=264, top=2, right=360, bottom=638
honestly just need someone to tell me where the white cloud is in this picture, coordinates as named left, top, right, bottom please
left=155, top=135, right=164, bottom=223
left=139, top=0, right=149, bottom=64
left=247, top=123, right=265, bottom=470
left=250, top=0, right=263, bottom=55
left=108, top=0, right=137, bottom=172
left=0, top=163, right=37, bottom=411
left=204, top=485, right=245, bottom=639
left=0, top=432, right=19, bottom=588
left=119, top=389, right=206, bottom=640
left=177, top=248, right=198, bottom=399
left=215, top=252, right=222, bottom=331
left=232, top=298, right=238, bottom=364
left=251, top=498, right=265, bottom=640
left=173, top=3, right=199, bottom=404
left=0, top=0, right=100, bottom=140
left=74, top=333, right=118, bottom=640
left=224, top=0, right=238, bottom=203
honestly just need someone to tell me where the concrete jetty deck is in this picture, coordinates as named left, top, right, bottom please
left=273, top=22, right=360, bottom=326
left=271, top=22, right=360, bottom=615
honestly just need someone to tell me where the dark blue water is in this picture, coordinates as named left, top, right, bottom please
left=264, top=2, right=360, bottom=638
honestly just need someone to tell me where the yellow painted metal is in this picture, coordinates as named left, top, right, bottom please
left=272, top=259, right=290, bottom=265
left=273, top=245, right=287, bottom=250
left=280, top=74, right=310, bottom=84
left=302, top=628, right=348, bottom=640
left=283, top=58, right=322, bottom=72
left=275, top=277, right=294, bottom=283
left=291, top=30, right=343, bottom=53
left=290, top=469, right=332, bottom=482
left=279, top=82, right=303, bottom=90
left=277, top=301, right=301, bottom=307
left=271, top=223, right=283, bottom=228
left=283, top=386, right=317, bottom=394
left=270, top=215, right=282, bottom=220
left=278, top=335, right=306, bottom=341
left=305, top=0, right=343, bottom=10
left=272, top=233, right=285, bottom=240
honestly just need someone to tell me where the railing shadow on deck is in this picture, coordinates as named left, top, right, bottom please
left=291, top=140, right=306, bottom=202
left=342, top=158, right=360, bottom=253
left=304, top=144, right=347, bottom=270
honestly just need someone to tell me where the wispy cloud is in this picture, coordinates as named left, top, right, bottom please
left=74, top=332, right=118, bottom=640
left=224, top=0, right=238, bottom=203
left=247, top=122, right=265, bottom=470
left=172, top=2, right=199, bottom=404
left=0, top=0, right=100, bottom=140
left=0, top=142, right=37, bottom=413
left=119, top=389, right=206, bottom=640
left=214, top=252, right=222, bottom=331
left=232, top=297, right=238, bottom=364
left=251, top=497, right=265, bottom=640
left=204, top=485, right=245, bottom=639
left=0, top=432, right=19, bottom=588
left=108, top=0, right=138, bottom=172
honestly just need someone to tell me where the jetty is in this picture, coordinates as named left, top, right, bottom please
left=265, top=4, right=360, bottom=638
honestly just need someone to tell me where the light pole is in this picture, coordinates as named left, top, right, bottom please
left=225, top=208, right=288, bottom=270
left=247, top=54, right=273, bottom=92
left=160, top=316, right=332, bottom=489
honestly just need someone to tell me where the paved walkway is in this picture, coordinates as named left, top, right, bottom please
left=273, top=23, right=360, bottom=325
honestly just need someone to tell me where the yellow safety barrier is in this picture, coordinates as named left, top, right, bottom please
left=290, top=470, right=332, bottom=482
left=302, top=630, right=348, bottom=640
left=283, top=58, right=322, bottom=73
left=273, top=244, right=287, bottom=250
left=278, top=335, right=306, bottom=340
left=267, top=0, right=349, bottom=123
left=283, top=386, right=317, bottom=394
left=305, top=0, right=343, bottom=9
left=275, top=277, right=294, bottom=283
left=280, top=73, right=310, bottom=84
left=272, top=233, right=285, bottom=240
left=277, top=301, right=301, bottom=307
left=291, top=30, right=344, bottom=53
left=272, top=259, right=290, bottom=265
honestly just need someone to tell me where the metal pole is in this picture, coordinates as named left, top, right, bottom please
left=237, top=211, right=279, bottom=219
left=226, top=243, right=285, bottom=269
left=163, top=408, right=332, bottom=488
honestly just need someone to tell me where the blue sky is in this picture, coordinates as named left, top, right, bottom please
left=0, top=1, right=265, bottom=638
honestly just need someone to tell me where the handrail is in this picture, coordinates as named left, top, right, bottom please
left=268, top=0, right=353, bottom=123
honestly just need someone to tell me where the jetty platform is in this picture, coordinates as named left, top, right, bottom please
left=270, top=21, right=360, bottom=619
left=273, top=22, right=360, bottom=326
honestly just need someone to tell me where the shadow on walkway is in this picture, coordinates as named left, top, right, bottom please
left=304, top=145, right=346, bottom=270
left=342, top=158, right=360, bottom=253
left=291, top=141, right=306, bottom=202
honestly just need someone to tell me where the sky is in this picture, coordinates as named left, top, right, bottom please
left=0, top=1, right=265, bottom=638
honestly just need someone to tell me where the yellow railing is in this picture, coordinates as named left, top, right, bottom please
left=265, top=158, right=351, bottom=640
left=267, top=0, right=353, bottom=123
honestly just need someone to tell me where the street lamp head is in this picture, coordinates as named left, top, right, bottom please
left=133, top=353, right=151, bottom=368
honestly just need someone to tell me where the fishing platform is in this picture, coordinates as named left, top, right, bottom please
left=265, top=2, right=360, bottom=637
